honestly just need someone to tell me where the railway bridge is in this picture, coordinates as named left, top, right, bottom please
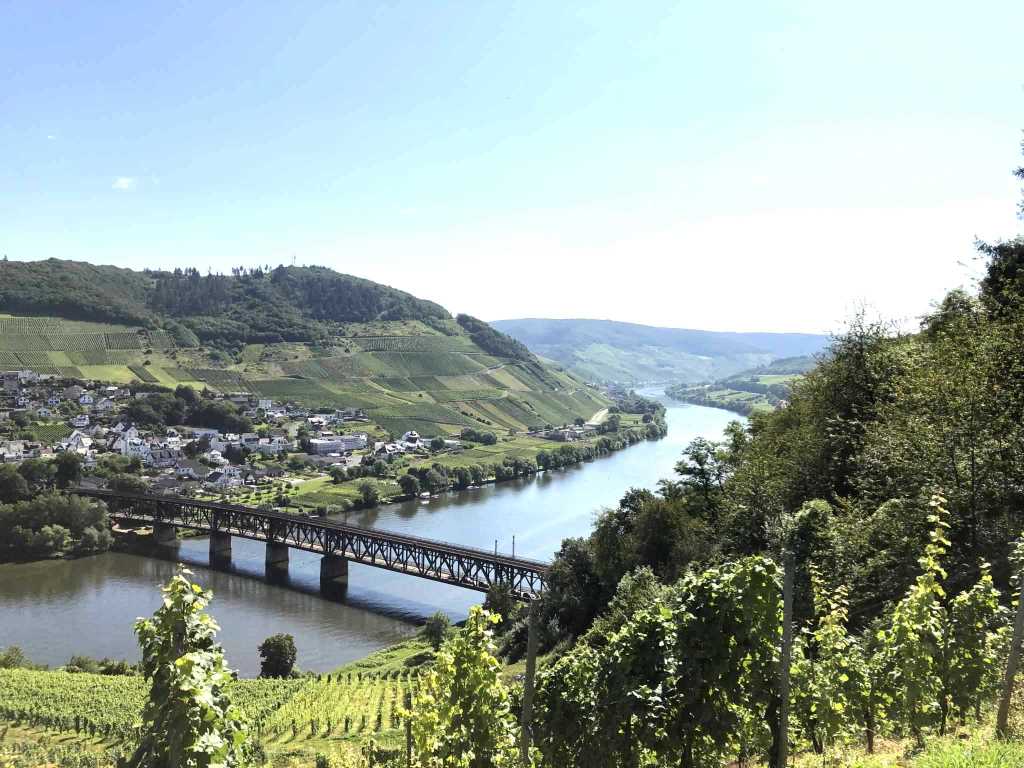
left=70, top=488, right=548, bottom=600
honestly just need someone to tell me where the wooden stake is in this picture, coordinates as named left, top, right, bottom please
left=997, top=572, right=1024, bottom=738
left=520, top=599, right=540, bottom=765
left=776, top=550, right=794, bottom=768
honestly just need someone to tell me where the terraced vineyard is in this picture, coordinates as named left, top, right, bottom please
left=0, top=667, right=413, bottom=757
left=0, top=313, right=610, bottom=440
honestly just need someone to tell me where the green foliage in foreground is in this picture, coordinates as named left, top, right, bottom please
left=125, top=567, right=249, bottom=768
left=408, top=607, right=520, bottom=768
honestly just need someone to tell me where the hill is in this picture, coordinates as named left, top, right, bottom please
left=490, top=318, right=829, bottom=384
left=0, top=260, right=608, bottom=440
left=0, top=259, right=449, bottom=346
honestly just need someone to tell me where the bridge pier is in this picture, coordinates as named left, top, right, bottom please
left=209, top=531, right=232, bottom=567
left=152, top=522, right=177, bottom=546
left=265, top=541, right=289, bottom=569
left=210, top=531, right=232, bottom=557
left=320, top=555, right=349, bottom=597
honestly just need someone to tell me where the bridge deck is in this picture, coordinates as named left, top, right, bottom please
left=71, top=488, right=549, bottom=599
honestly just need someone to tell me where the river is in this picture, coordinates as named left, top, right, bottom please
left=0, top=397, right=739, bottom=676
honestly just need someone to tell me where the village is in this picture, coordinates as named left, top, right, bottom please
left=0, top=368, right=623, bottom=512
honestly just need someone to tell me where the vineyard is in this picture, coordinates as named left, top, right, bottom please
left=262, top=671, right=417, bottom=750
left=0, top=668, right=412, bottom=757
left=126, top=365, right=158, bottom=383
left=186, top=368, right=251, bottom=391
left=350, top=336, right=476, bottom=354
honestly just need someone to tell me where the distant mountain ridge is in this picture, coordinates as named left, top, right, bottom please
left=491, top=318, right=830, bottom=384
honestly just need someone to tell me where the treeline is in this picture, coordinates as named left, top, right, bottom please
left=148, top=266, right=449, bottom=347
left=456, top=313, right=541, bottom=366
left=0, top=259, right=153, bottom=326
left=0, top=493, right=111, bottom=561
left=0, top=260, right=452, bottom=348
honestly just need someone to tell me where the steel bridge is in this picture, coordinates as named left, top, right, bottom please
left=71, top=489, right=548, bottom=599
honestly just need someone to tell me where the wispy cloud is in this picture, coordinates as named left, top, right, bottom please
left=112, top=176, right=137, bottom=191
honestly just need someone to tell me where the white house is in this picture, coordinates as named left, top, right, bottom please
left=59, top=430, right=93, bottom=455
left=205, top=466, right=242, bottom=488
left=204, top=450, right=229, bottom=466
left=401, top=430, right=421, bottom=445
left=78, top=393, right=94, bottom=406
left=71, top=414, right=90, bottom=428
left=36, top=407, right=53, bottom=418
left=94, top=397, right=115, bottom=413
left=255, top=435, right=294, bottom=456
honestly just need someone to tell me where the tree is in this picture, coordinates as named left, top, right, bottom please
left=258, top=634, right=297, bottom=678
left=125, top=567, right=248, bottom=768
left=0, top=465, right=29, bottom=503
left=358, top=481, right=379, bottom=508
left=17, top=458, right=54, bottom=491
left=408, top=607, right=520, bottom=767
left=423, top=611, right=450, bottom=651
left=53, top=452, right=82, bottom=489
left=430, top=436, right=446, bottom=451
left=398, top=473, right=421, bottom=496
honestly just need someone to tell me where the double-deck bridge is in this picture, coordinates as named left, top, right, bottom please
left=70, top=488, right=548, bottom=600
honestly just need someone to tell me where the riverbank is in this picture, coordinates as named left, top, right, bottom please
left=665, top=384, right=775, bottom=417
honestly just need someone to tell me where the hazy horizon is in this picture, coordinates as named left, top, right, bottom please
left=3, top=2, right=1023, bottom=334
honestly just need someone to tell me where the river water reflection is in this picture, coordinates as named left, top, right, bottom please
left=0, top=398, right=740, bottom=676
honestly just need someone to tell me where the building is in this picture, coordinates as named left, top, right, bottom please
left=59, top=430, right=93, bottom=455
left=94, top=397, right=116, bottom=413
left=309, top=433, right=368, bottom=454
left=148, top=447, right=183, bottom=469
left=255, top=435, right=294, bottom=456
left=71, top=414, right=90, bottom=428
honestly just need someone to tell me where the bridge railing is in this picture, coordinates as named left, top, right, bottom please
left=70, top=487, right=551, bottom=571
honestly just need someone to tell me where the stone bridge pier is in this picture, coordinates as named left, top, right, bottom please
left=152, top=521, right=177, bottom=546
left=209, top=530, right=232, bottom=565
left=320, top=554, right=349, bottom=598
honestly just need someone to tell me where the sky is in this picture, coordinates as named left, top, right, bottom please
left=1, top=1, right=1022, bottom=334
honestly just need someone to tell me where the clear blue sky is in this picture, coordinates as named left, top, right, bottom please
left=2, top=1, right=1022, bottom=333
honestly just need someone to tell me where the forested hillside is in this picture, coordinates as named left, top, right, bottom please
left=492, top=317, right=828, bottom=383
left=0, top=260, right=448, bottom=346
